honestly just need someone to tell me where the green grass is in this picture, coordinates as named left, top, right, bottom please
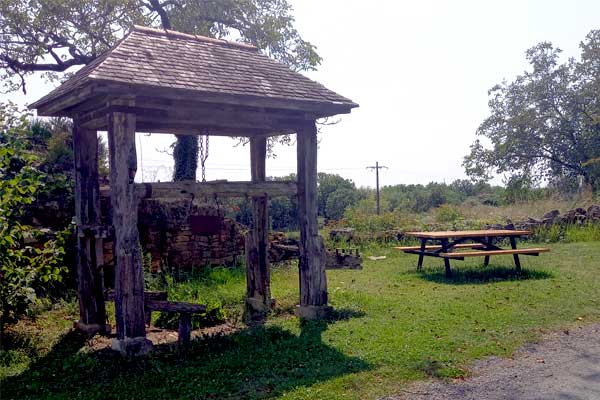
left=2, top=242, right=600, bottom=399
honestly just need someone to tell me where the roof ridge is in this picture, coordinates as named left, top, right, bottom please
left=132, top=25, right=258, bottom=51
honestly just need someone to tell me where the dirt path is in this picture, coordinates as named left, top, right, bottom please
left=389, top=323, right=600, bottom=400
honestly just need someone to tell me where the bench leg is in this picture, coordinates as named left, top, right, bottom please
left=484, top=237, right=491, bottom=267
left=510, top=237, right=521, bottom=272
left=441, top=239, right=452, bottom=278
left=178, top=312, right=192, bottom=347
left=145, top=310, right=152, bottom=327
left=417, top=239, right=426, bottom=270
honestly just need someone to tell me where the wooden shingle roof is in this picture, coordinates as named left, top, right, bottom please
left=30, top=26, right=358, bottom=116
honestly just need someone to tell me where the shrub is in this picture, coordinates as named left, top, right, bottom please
left=0, top=104, right=68, bottom=342
left=435, top=204, right=464, bottom=224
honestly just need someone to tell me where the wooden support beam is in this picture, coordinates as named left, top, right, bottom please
left=79, top=102, right=311, bottom=133
left=94, top=82, right=356, bottom=117
left=245, top=137, right=271, bottom=316
left=33, top=84, right=98, bottom=116
left=72, top=120, right=107, bottom=336
left=107, top=97, right=151, bottom=356
left=296, top=121, right=329, bottom=319
left=128, top=180, right=297, bottom=199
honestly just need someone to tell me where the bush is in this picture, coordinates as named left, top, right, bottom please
left=0, top=104, right=68, bottom=341
left=435, top=204, right=464, bottom=224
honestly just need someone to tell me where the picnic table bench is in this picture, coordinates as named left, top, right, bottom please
left=395, top=230, right=549, bottom=278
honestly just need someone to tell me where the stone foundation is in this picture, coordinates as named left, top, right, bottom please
left=102, top=198, right=246, bottom=272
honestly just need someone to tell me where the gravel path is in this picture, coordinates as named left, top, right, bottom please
left=389, top=323, right=600, bottom=400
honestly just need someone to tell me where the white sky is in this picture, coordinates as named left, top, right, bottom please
left=3, top=0, right=599, bottom=187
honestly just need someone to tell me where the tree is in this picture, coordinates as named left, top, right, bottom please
left=0, top=0, right=321, bottom=180
left=464, top=30, right=600, bottom=190
left=317, top=173, right=358, bottom=220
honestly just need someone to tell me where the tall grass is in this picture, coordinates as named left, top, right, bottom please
left=531, top=223, right=600, bottom=243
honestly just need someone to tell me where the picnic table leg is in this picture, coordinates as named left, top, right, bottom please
left=483, top=236, right=491, bottom=267
left=509, top=237, right=522, bottom=272
left=440, top=239, right=452, bottom=278
left=417, top=238, right=427, bottom=271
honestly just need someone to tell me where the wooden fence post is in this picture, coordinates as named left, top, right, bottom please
left=107, top=97, right=152, bottom=356
left=246, top=136, right=271, bottom=316
left=72, top=119, right=107, bottom=336
left=296, top=121, right=330, bottom=319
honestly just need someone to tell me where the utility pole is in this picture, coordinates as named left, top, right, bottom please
left=366, top=161, right=388, bottom=215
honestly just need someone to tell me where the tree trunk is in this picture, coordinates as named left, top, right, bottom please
left=173, top=135, right=199, bottom=181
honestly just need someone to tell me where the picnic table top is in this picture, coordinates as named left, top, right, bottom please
left=404, top=230, right=531, bottom=239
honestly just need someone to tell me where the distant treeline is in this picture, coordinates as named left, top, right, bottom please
left=226, top=173, right=571, bottom=231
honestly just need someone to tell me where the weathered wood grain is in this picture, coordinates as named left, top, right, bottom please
left=107, top=97, right=147, bottom=343
left=145, top=300, right=207, bottom=313
left=245, top=136, right=271, bottom=314
left=72, top=119, right=107, bottom=335
left=296, top=121, right=328, bottom=313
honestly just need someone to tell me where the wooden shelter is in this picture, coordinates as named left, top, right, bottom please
left=30, top=26, right=358, bottom=355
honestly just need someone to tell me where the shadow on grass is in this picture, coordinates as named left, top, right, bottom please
left=2, top=313, right=370, bottom=400
left=419, top=265, right=554, bottom=285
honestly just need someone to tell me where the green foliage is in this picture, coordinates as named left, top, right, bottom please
left=0, top=103, right=69, bottom=338
left=564, top=223, right=600, bottom=242
left=465, top=29, right=600, bottom=190
left=172, top=135, right=199, bottom=181
left=317, top=173, right=359, bottom=220
left=435, top=204, right=463, bottom=224
left=530, top=223, right=600, bottom=244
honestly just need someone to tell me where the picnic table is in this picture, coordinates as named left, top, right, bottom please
left=395, top=230, right=550, bottom=278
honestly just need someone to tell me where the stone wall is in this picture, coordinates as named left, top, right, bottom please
left=102, top=198, right=246, bottom=272
left=487, top=204, right=600, bottom=231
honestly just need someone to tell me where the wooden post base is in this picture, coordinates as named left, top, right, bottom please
left=295, top=305, right=333, bottom=320
left=246, top=297, right=273, bottom=313
left=111, top=337, right=153, bottom=357
left=74, top=321, right=111, bottom=337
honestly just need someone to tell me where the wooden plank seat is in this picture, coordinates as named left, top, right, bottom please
left=145, top=301, right=207, bottom=346
left=439, top=248, right=550, bottom=259
left=104, top=290, right=205, bottom=345
left=394, top=243, right=485, bottom=251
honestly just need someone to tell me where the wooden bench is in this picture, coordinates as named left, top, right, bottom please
left=439, top=248, right=550, bottom=259
left=394, top=243, right=485, bottom=251
left=104, top=290, right=206, bottom=345
left=145, top=300, right=207, bottom=346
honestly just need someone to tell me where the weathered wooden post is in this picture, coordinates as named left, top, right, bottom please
left=245, top=136, right=272, bottom=315
left=72, top=119, right=107, bottom=336
left=107, top=97, right=152, bottom=356
left=296, top=121, right=330, bottom=319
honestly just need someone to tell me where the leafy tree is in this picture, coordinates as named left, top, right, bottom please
left=325, top=187, right=358, bottom=221
left=0, top=0, right=321, bottom=180
left=464, top=30, right=600, bottom=190
left=317, top=173, right=358, bottom=220
left=0, top=103, right=68, bottom=342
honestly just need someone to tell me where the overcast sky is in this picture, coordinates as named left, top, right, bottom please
left=3, top=0, right=599, bottom=188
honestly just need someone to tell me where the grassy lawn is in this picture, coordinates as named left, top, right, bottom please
left=2, top=241, right=600, bottom=399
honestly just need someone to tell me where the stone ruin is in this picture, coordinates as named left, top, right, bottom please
left=490, top=204, right=600, bottom=231
left=102, top=198, right=246, bottom=272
